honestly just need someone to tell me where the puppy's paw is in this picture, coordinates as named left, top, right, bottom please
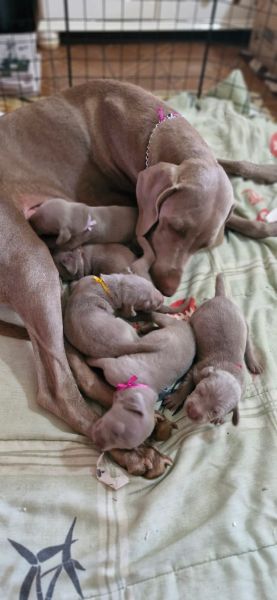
left=151, top=412, right=178, bottom=441
left=247, top=357, right=264, bottom=375
left=163, top=393, right=184, bottom=414
left=211, top=417, right=225, bottom=426
left=108, top=445, right=173, bottom=478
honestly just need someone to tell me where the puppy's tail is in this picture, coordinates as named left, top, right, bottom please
left=215, top=273, right=226, bottom=297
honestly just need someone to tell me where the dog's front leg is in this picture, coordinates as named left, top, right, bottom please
left=226, top=214, right=277, bottom=239
left=65, top=340, right=114, bottom=409
left=218, top=159, right=277, bottom=184
left=0, top=202, right=99, bottom=438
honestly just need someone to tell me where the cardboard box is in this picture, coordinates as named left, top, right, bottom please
left=250, top=0, right=277, bottom=76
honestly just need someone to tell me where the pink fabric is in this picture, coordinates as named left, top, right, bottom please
left=243, top=189, right=263, bottom=206
left=116, top=375, right=149, bottom=391
left=256, top=208, right=269, bottom=222
left=84, top=215, right=97, bottom=232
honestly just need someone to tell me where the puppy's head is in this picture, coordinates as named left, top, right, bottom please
left=92, top=387, right=156, bottom=451
left=53, top=249, right=84, bottom=281
left=106, top=273, right=164, bottom=316
left=127, top=274, right=164, bottom=311
left=186, top=367, right=241, bottom=426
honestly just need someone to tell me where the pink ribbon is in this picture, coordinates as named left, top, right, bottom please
left=84, top=215, right=97, bottom=232
left=116, top=375, right=149, bottom=391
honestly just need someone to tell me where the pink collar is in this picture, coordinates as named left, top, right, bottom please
left=116, top=375, right=149, bottom=391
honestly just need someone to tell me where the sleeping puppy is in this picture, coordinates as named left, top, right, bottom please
left=53, top=243, right=136, bottom=281
left=92, top=381, right=158, bottom=451
left=63, top=272, right=165, bottom=359
left=29, top=198, right=137, bottom=248
left=89, top=313, right=196, bottom=451
left=164, top=273, right=263, bottom=425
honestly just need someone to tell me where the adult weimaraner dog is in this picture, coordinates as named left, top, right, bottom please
left=1, top=79, right=276, bottom=477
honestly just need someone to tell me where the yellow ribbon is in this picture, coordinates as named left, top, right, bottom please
left=92, top=275, right=111, bottom=297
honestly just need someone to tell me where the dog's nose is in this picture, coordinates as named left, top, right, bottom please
left=186, top=401, right=202, bottom=421
left=151, top=268, right=182, bottom=297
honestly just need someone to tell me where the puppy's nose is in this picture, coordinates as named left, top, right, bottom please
left=186, top=401, right=202, bottom=421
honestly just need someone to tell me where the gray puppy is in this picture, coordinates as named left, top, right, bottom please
left=164, top=273, right=263, bottom=425
left=63, top=272, right=165, bottom=359
left=53, top=243, right=136, bottom=281
left=29, top=198, right=137, bottom=247
left=89, top=313, right=196, bottom=451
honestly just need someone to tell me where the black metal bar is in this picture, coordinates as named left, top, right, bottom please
left=197, top=0, right=219, bottom=98
left=60, top=29, right=251, bottom=46
left=63, top=0, right=72, bottom=87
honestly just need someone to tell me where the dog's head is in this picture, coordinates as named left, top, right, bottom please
left=104, top=272, right=164, bottom=318
left=185, top=367, right=241, bottom=426
left=92, top=387, right=156, bottom=451
left=136, top=160, right=234, bottom=296
left=53, top=248, right=85, bottom=281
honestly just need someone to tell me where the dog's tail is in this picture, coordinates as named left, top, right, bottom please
left=215, top=273, right=226, bottom=297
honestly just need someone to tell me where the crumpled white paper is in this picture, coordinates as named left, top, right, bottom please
left=96, top=452, right=130, bottom=489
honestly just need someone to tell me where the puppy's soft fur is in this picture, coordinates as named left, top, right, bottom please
left=88, top=313, right=195, bottom=450
left=30, top=198, right=137, bottom=248
left=63, top=273, right=164, bottom=359
left=53, top=243, right=136, bottom=281
left=164, top=273, right=263, bottom=425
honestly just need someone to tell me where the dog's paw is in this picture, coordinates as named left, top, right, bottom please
left=247, top=357, right=264, bottom=375
left=264, top=222, right=277, bottom=237
left=211, top=417, right=225, bottom=426
left=151, top=412, right=178, bottom=441
left=108, top=445, right=173, bottom=478
left=163, top=393, right=184, bottom=414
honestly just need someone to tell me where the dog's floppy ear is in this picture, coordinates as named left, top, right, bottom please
left=199, top=366, right=215, bottom=379
left=57, top=251, right=78, bottom=276
left=136, top=162, right=180, bottom=238
left=56, top=226, right=72, bottom=246
left=132, top=163, right=180, bottom=272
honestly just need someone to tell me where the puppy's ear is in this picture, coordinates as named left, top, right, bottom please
left=111, top=421, right=125, bottom=436
left=58, top=251, right=78, bottom=275
left=199, top=366, right=215, bottom=379
left=56, top=226, right=72, bottom=246
left=120, top=304, right=136, bottom=319
left=232, top=405, right=239, bottom=426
